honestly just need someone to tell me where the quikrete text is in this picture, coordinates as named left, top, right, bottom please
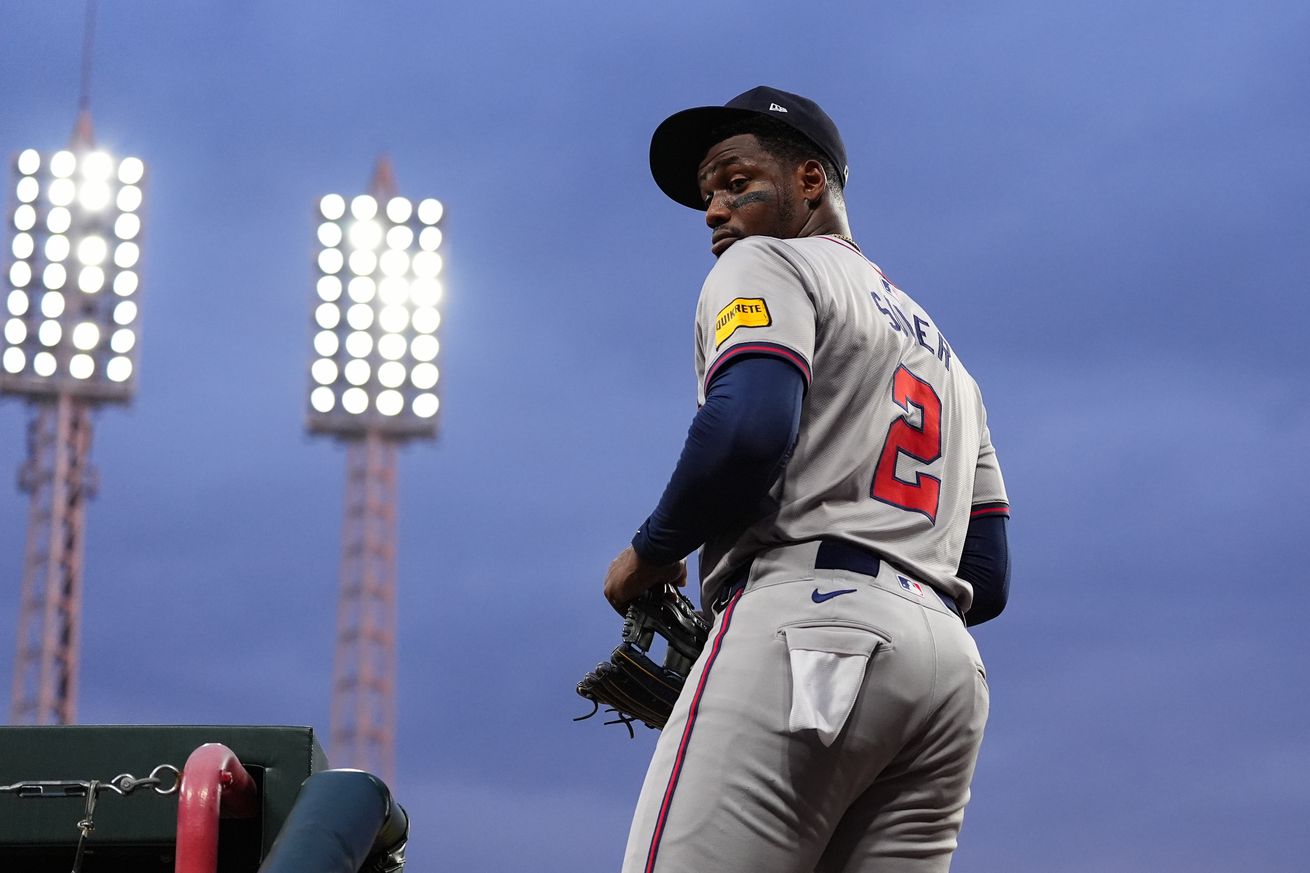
left=716, top=300, right=766, bottom=331
left=714, top=297, right=772, bottom=347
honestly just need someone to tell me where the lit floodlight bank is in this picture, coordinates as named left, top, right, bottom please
left=2, top=147, right=145, bottom=402
left=307, top=192, right=443, bottom=438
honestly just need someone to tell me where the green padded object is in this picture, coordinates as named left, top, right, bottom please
left=0, top=725, right=328, bottom=872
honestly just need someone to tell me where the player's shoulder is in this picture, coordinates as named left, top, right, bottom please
left=779, top=235, right=888, bottom=287
left=717, top=235, right=796, bottom=264
left=702, top=237, right=809, bottom=288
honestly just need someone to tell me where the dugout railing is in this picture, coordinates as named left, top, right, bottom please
left=0, top=725, right=407, bottom=873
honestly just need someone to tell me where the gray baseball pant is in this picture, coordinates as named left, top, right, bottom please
left=620, top=541, right=989, bottom=873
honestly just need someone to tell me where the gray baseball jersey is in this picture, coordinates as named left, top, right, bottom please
left=693, top=234, right=1008, bottom=612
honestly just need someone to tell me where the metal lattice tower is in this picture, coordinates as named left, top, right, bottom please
left=313, top=157, right=443, bottom=783
left=5, top=1, right=146, bottom=719
left=328, top=430, right=399, bottom=784
left=9, top=395, right=97, bottom=724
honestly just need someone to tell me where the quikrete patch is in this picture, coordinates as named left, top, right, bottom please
left=714, top=297, right=772, bottom=348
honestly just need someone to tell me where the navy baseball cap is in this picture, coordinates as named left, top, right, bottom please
left=649, top=85, right=849, bottom=210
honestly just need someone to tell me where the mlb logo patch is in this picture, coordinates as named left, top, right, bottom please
left=897, top=575, right=924, bottom=597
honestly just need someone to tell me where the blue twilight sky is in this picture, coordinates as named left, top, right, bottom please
left=2, top=2, right=1308, bottom=870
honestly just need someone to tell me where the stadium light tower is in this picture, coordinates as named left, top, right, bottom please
left=3, top=111, right=146, bottom=724
left=309, top=157, right=443, bottom=783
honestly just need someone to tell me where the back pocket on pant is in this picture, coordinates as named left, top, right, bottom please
left=781, top=625, right=882, bottom=747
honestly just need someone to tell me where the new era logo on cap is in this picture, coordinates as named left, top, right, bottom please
left=768, top=102, right=788, bottom=112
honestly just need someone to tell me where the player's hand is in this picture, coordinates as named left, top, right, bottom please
left=603, top=546, right=687, bottom=614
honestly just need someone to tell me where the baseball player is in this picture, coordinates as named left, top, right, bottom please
left=601, top=86, right=1010, bottom=872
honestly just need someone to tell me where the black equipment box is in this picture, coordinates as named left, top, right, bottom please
left=0, top=725, right=328, bottom=873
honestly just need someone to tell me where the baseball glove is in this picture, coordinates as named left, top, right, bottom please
left=575, top=585, right=710, bottom=736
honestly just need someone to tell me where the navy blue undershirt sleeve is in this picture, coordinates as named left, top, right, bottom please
left=631, top=355, right=805, bottom=565
left=959, top=514, right=1010, bottom=626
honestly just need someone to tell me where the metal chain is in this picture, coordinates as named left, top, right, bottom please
left=0, top=764, right=180, bottom=873
left=104, top=763, right=182, bottom=796
left=0, top=763, right=180, bottom=798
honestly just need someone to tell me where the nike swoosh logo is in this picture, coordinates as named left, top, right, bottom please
left=811, top=587, right=858, bottom=603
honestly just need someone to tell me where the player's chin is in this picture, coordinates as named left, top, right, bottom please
left=710, top=234, right=739, bottom=257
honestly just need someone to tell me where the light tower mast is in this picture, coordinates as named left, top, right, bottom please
left=5, top=1, right=146, bottom=724
left=3, top=117, right=147, bottom=722
left=308, top=158, right=444, bottom=782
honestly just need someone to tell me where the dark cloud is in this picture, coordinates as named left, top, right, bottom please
left=1, top=2, right=1307, bottom=871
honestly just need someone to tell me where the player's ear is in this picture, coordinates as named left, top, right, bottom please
left=797, top=158, right=828, bottom=206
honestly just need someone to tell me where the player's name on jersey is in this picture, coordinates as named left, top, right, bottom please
left=870, top=285, right=953, bottom=371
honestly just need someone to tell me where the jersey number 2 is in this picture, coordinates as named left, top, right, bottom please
left=871, top=365, right=942, bottom=522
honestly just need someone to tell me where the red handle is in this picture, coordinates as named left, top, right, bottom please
left=175, top=743, right=258, bottom=873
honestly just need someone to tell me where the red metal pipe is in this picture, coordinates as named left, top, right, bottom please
left=175, top=743, right=259, bottom=873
